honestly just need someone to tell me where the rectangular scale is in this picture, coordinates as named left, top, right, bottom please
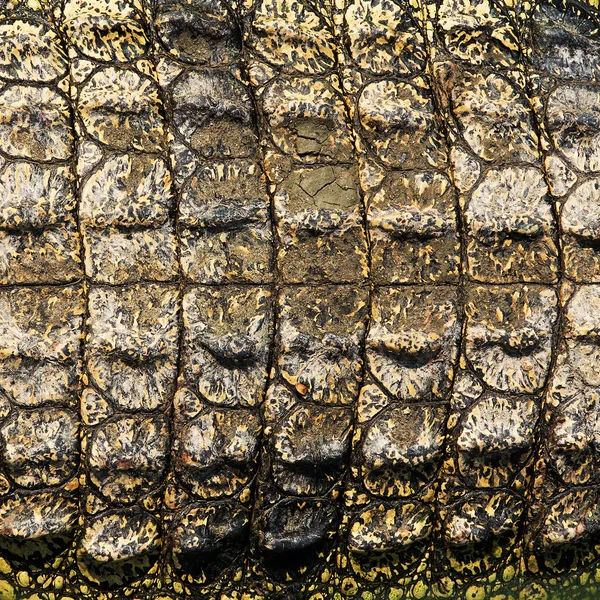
left=66, top=0, right=178, bottom=286
left=243, top=0, right=369, bottom=285
left=151, top=0, right=274, bottom=285
left=430, top=0, right=558, bottom=285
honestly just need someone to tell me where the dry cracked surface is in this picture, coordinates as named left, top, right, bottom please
left=1, top=0, right=600, bottom=599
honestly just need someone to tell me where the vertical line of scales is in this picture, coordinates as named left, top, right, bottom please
left=58, top=0, right=180, bottom=596
left=329, top=1, right=463, bottom=598
left=238, top=0, right=370, bottom=596
left=517, top=2, right=600, bottom=598
left=420, top=1, right=561, bottom=599
left=146, top=0, right=276, bottom=597
left=0, top=1, right=84, bottom=598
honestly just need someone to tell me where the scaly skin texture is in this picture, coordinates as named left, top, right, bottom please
left=2, top=1, right=600, bottom=599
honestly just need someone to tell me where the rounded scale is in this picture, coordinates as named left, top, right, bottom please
left=78, top=68, right=165, bottom=153
left=271, top=404, right=352, bottom=495
left=0, top=85, right=72, bottom=161
left=154, top=0, right=241, bottom=64
left=174, top=406, right=260, bottom=498
left=0, top=408, right=78, bottom=489
left=247, top=0, right=337, bottom=74
left=62, top=0, right=148, bottom=63
left=255, top=498, right=338, bottom=580
left=172, top=69, right=256, bottom=159
left=77, top=507, right=161, bottom=586
left=0, top=491, right=78, bottom=564
left=87, top=415, right=169, bottom=504
left=0, top=20, right=68, bottom=82
left=170, top=502, right=249, bottom=582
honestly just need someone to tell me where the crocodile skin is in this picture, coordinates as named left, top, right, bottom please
left=1, top=0, right=600, bottom=599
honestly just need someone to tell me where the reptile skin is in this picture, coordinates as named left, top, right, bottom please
left=0, top=0, right=600, bottom=598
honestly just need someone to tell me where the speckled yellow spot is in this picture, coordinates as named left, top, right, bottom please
left=527, top=555, right=539, bottom=573
left=342, top=577, right=358, bottom=596
left=0, top=581, right=15, bottom=600
left=465, top=585, right=485, bottom=600
left=413, top=581, right=428, bottom=599
left=16, top=572, right=30, bottom=588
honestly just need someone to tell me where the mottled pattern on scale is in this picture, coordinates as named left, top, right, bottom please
left=0, top=3, right=83, bottom=599
left=242, top=0, right=368, bottom=284
left=240, top=0, right=369, bottom=594
left=426, top=2, right=560, bottom=599
left=430, top=0, right=558, bottom=284
left=148, top=0, right=274, bottom=594
left=57, top=0, right=178, bottom=595
left=330, top=2, right=459, bottom=598
left=0, top=286, right=84, bottom=599
left=336, top=0, right=459, bottom=285
left=0, top=3, right=80, bottom=283
left=521, top=3, right=600, bottom=598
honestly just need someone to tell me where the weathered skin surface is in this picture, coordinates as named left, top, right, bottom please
left=1, top=0, right=600, bottom=599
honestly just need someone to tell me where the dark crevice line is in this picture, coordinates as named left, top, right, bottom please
left=237, top=2, right=372, bottom=592
left=324, top=0, right=374, bottom=590
left=419, top=0, right=554, bottom=593
left=139, top=1, right=185, bottom=594
left=412, top=0, right=470, bottom=592
left=143, top=2, right=281, bottom=593
left=233, top=3, right=284, bottom=588
left=514, top=0, right=571, bottom=588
